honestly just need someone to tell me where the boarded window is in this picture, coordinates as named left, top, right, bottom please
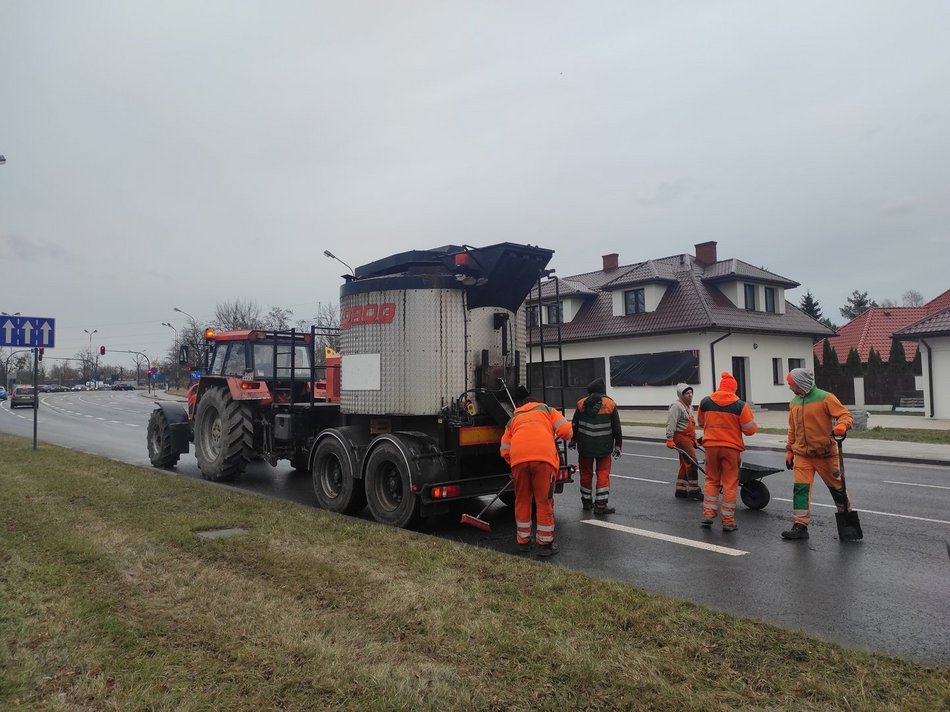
left=609, top=350, right=700, bottom=387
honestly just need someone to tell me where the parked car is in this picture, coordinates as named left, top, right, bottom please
left=11, top=385, right=37, bottom=409
left=0, top=386, right=7, bottom=401
left=112, top=383, right=135, bottom=391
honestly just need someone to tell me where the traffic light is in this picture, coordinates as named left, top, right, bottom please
left=99, top=345, right=106, bottom=356
left=37, top=347, right=44, bottom=361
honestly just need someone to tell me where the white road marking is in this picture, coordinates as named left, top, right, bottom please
left=583, top=520, right=748, bottom=556
left=628, top=453, right=679, bottom=462
left=883, top=480, right=950, bottom=491
left=772, top=497, right=950, bottom=526
left=613, top=474, right=669, bottom=484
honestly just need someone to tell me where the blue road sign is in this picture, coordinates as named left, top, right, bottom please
left=0, top=315, right=56, bottom=348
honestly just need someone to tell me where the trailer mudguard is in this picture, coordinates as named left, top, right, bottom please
left=309, top=426, right=369, bottom=476
left=361, top=431, right=447, bottom=490
left=155, top=401, right=192, bottom=454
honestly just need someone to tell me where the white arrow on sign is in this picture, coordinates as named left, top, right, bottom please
left=40, top=322, right=52, bottom=345
left=2, top=320, right=13, bottom=343
left=22, top=321, right=32, bottom=342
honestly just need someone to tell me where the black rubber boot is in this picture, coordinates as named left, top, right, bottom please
left=581, top=499, right=593, bottom=511
left=593, top=505, right=615, bottom=516
left=674, top=490, right=688, bottom=499
left=781, top=523, right=809, bottom=540
left=536, top=541, right=559, bottom=557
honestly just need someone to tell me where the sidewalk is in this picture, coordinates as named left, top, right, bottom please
left=612, top=409, right=950, bottom=466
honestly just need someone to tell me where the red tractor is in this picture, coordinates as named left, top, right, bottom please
left=147, top=327, right=340, bottom=481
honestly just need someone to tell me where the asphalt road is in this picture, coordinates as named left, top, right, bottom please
left=2, top=391, right=948, bottom=663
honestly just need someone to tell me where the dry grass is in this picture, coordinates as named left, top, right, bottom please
left=1, top=434, right=947, bottom=711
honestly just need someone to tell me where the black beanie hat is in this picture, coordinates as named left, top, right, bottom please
left=587, top=378, right=606, bottom=394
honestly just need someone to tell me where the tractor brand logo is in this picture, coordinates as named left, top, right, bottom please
left=341, top=302, right=397, bottom=330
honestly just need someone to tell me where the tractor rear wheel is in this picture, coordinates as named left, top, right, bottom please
left=146, top=408, right=180, bottom=468
left=313, top=437, right=366, bottom=514
left=194, top=387, right=253, bottom=482
left=364, top=441, right=420, bottom=528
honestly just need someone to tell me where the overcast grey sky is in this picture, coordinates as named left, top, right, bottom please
left=2, top=1, right=948, bottom=365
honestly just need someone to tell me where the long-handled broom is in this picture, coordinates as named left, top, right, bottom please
left=460, top=479, right=513, bottom=532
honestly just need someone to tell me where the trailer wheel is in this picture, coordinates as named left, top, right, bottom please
left=146, top=408, right=181, bottom=468
left=364, top=441, right=420, bottom=528
left=740, top=479, right=770, bottom=510
left=313, top=437, right=366, bottom=515
left=194, top=387, right=253, bottom=482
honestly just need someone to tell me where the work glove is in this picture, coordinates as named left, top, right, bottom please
left=785, top=451, right=794, bottom=470
left=568, top=440, right=577, bottom=450
left=666, top=439, right=676, bottom=449
left=832, top=423, right=848, bottom=437
left=613, top=445, right=622, bottom=459
left=693, top=439, right=700, bottom=449
left=696, top=436, right=703, bottom=446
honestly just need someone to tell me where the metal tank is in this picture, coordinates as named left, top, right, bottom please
left=338, top=243, right=552, bottom=416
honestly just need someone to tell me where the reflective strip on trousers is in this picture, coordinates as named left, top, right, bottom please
left=579, top=485, right=592, bottom=497
left=516, top=519, right=533, bottom=543
left=536, top=523, right=555, bottom=544
left=595, top=489, right=610, bottom=503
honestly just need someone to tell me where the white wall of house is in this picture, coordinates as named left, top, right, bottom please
left=529, top=331, right=815, bottom=407
left=560, top=297, right=584, bottom=323
left=918, top=337, right=950, bottom=418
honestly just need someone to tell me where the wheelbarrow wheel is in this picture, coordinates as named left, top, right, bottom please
left=740, top=479, right=770, bottom=510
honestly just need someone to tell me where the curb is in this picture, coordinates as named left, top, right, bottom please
left=622, top=434, right=950, bottom=468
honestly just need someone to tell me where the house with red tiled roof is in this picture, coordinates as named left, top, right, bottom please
left=813, top=288, right=950, bottom=366
left=894, top=304, right=950, bottom=418
left=525, top=242, right=833, bottom=408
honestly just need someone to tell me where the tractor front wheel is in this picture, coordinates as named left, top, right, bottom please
left=146, top=408, right=180, bottom=469
left=194, top=387, right=253, bottom=482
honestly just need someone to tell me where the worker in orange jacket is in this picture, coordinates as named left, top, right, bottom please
left=782, top=368, right=854, bottom=541
left=666, top=382, right=702, bottom=500
left=500, top=386, right=573, bottom=557
left=696, top=372, right=757, bottom=531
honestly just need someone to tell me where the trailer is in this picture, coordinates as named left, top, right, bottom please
left=147, top=242, right=569, bottom=528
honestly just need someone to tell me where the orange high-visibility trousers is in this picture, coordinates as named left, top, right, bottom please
left=578, top=455, right=612, bottom=508
left=512, top=461, right=556, bottom=546
left=703, top=446, right=739, bottom=525
left=792, top=454, right=850, bottom=526
left=673, top=432, right=701, bottom=496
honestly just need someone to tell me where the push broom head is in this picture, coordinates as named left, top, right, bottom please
left=460, top=513, right=492, bottom=532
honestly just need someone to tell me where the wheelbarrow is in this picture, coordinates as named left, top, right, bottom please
left=673, top=446, right=781, bottom=510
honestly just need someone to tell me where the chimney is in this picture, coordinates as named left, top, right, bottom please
left=694, top=241, right=718, bottom=267
left=602, top=253, right=619, bottom=271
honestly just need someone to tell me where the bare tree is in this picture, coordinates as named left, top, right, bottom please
left=261, top=306, right=294, bottom=330
left=902, top=289, right=924, bottom=307
left=213, top=299, right=263, bottom=330
left=880, top=298, right=897, bottom=308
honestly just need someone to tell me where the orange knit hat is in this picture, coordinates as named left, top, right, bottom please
left=718, top=371, right=738, bottom=393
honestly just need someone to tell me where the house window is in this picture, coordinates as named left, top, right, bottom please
left=525, top=306, right=539, bottom=327
left=624, top=288, right=645, bottom=315
left=788, top=358, right=805, bottom=372
left=744, top=284, right=756, bottom=311
left=765, top=287, right=776, bottom=313
left=772, top=358, right=784, bottom=385
left=546, top=302, right=562, bottom=324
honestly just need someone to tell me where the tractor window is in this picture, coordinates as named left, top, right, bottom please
left=221, top=343, right=248, bottom=376
left=253, top=343, right=311, bottom=380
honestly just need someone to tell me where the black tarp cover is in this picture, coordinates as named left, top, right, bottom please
left=609, top=350, right=700, bottom=387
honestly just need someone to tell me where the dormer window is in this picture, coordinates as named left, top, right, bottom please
left=546, top=302, right=563, bottom=324
left=525, top=305, right=539, bottom=327
left=765, top=287, right=776, bottom=313
left=624, top=288, right=645, bottom=315
left=744, top=284, right=756, bottom=311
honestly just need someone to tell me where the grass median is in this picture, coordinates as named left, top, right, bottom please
left=1, top=434, right=947, bottom=710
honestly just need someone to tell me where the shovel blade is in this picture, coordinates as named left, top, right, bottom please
left=836, top=510, right=863, bottom=541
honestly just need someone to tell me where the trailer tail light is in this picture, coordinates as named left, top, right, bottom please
left=431, top=485, right=462, bottom=499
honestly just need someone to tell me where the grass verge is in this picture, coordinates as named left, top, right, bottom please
left=1, top=434, right=947, bottom=710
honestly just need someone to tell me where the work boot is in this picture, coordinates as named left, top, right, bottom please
left=581, top=499, right=593, bottom=511
left=536, top=541, right=559, bottom=558
left=674, top=490, right=688, bottom=499
left=518, top=541, right=531, bottom=553
left=700, top=518, right=713, bottom=528
left=722, top=522, right=738, bottom=532
left=688, top=489, right=704, bottom=501
left=593, top=504, right=616, bottom=516
left=781, top=523, right=809, bottom=540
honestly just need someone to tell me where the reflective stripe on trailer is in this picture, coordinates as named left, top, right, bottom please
left=459, top=426, right=504, bottom=446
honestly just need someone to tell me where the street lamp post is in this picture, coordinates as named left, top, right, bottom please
left=83, top=328, right=98, bottom=383
left=162, top=322, right=180, bottom=390
left=323, top=250, right=354, bottom=275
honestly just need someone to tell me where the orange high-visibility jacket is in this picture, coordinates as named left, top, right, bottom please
left=697, top=391, right=757, bottom=451
left=786, top=387, right=853, bottom=458
left=500, top=401, right=573, bottom=469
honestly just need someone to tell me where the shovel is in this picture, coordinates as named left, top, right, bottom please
left=833, top=434, right=863, bottom=541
